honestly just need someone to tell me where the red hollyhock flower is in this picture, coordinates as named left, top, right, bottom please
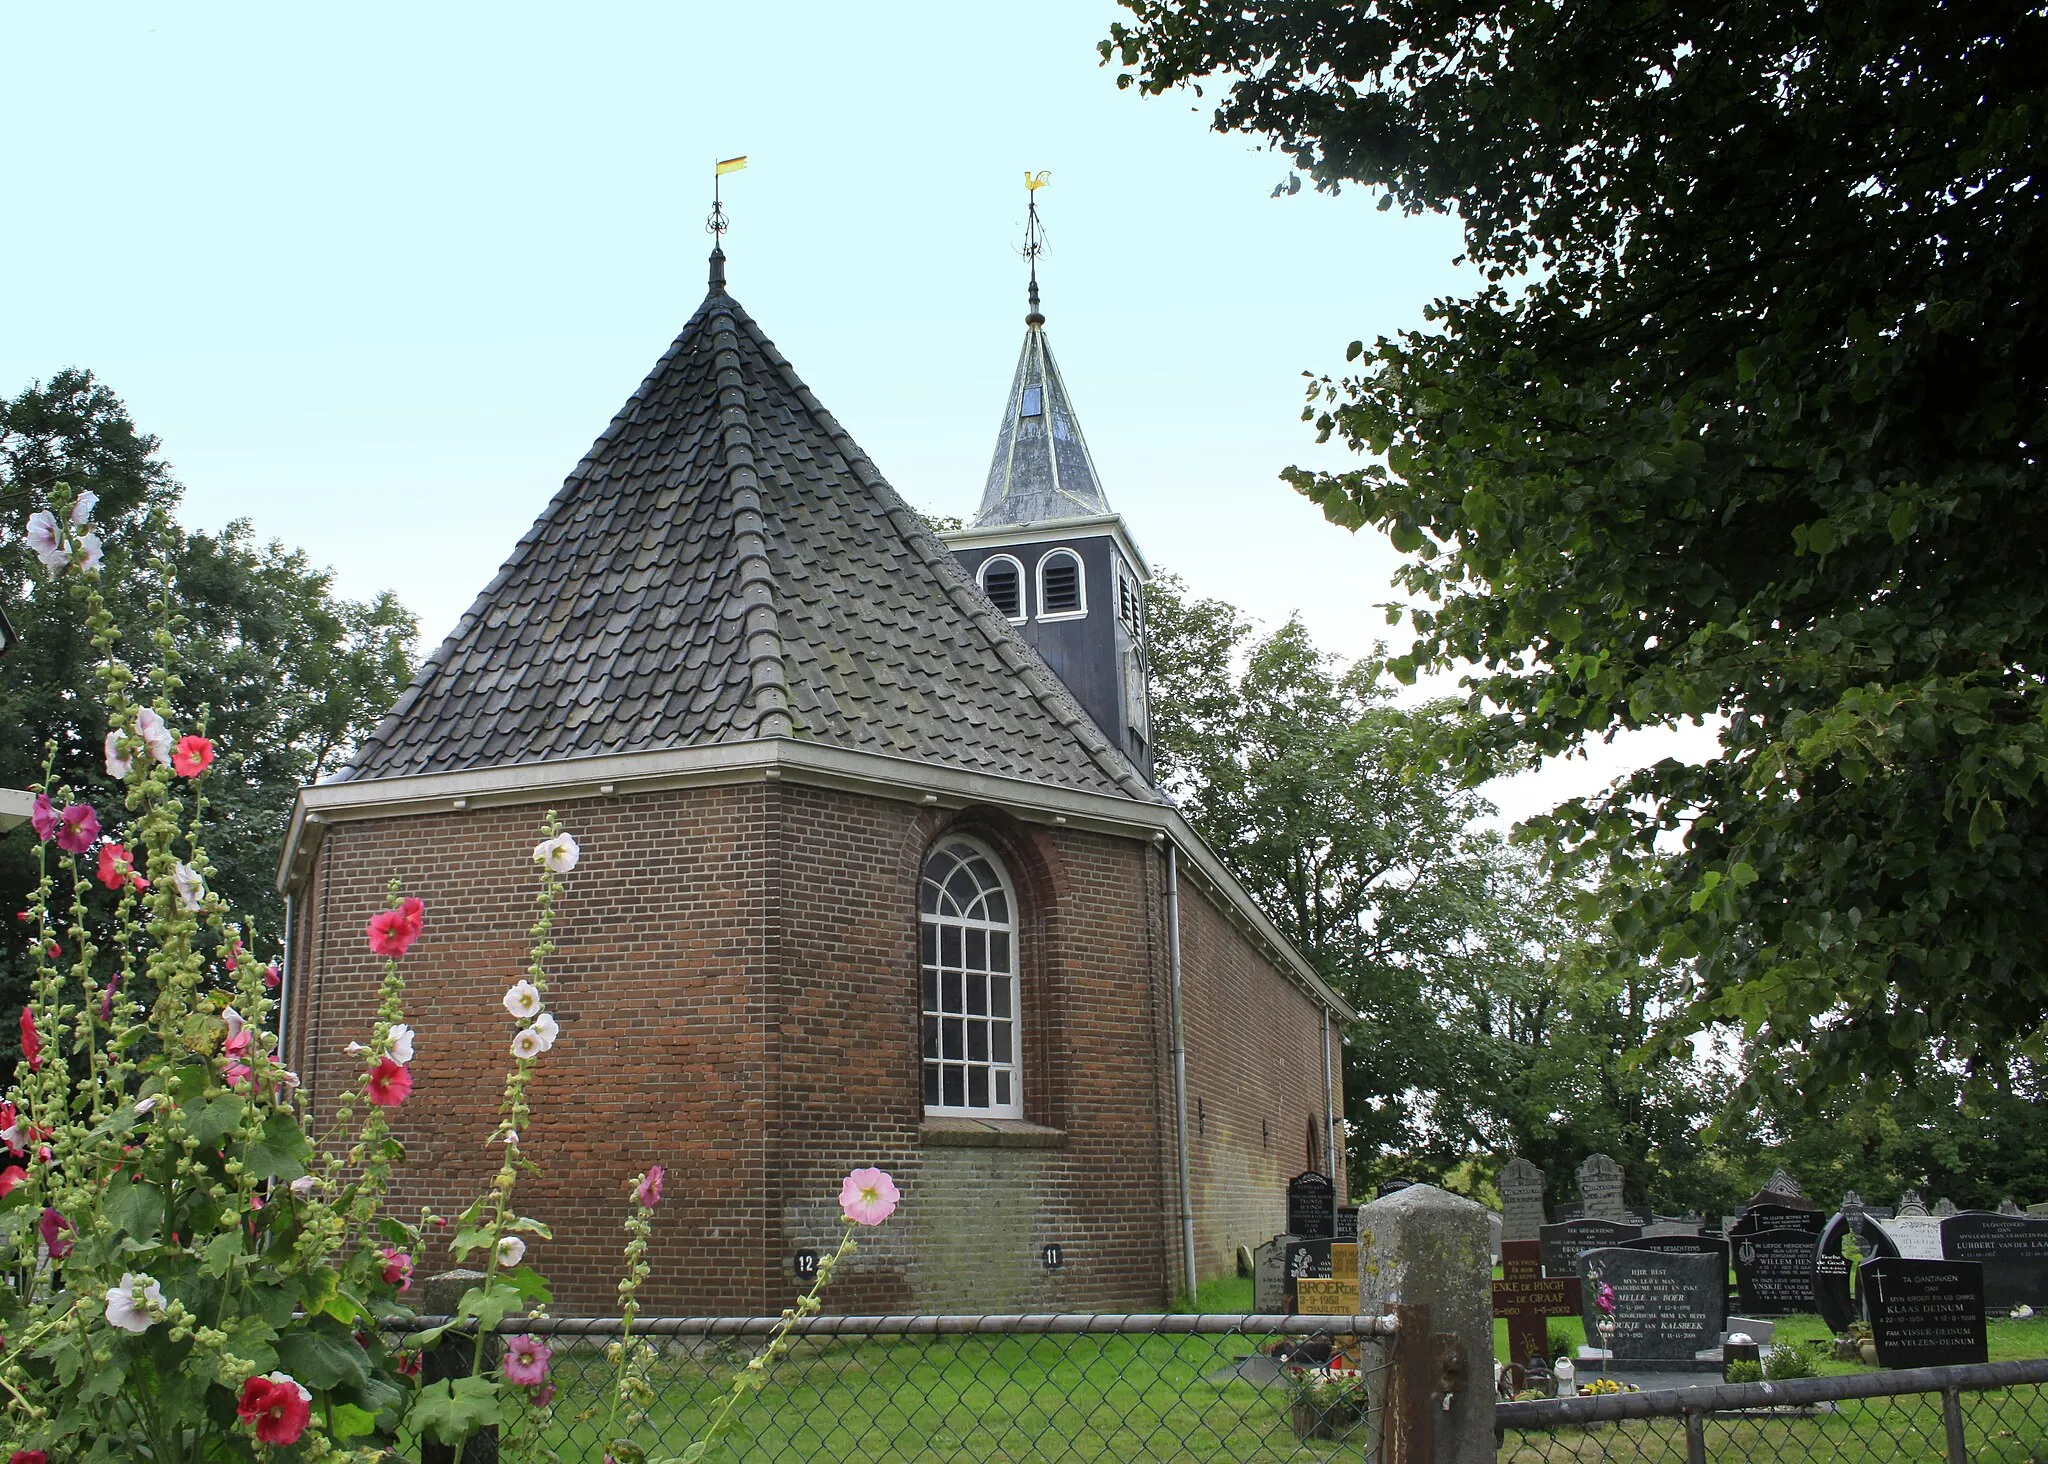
left=365, top=897, right=425, bottom=958
left=38, top=1207, right=73, bottom=1259
left=365, top=1058, right=413, bottom=1108
left=12, top=1449, right=49, bottom=1464
left=54, top=802, right=100, bottom=855
left=19, top=1009, right=40, bottom=1072
left=236, top=1373, right=312, bottom=1445
left=170, top=735, right=215, bottom=777
left=96, top=842, right=143, bottom=891
left=0, top=1168, right=26, bottom=1198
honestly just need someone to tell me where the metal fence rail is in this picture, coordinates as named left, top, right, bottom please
left=1497, top=1356, right=2048, bottom=1463
left=401, top=1312, right=1401, bottom=1463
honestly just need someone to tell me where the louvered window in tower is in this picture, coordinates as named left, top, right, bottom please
left=977, top=555, right=1025, bottom=621
left=1038, top=549, right=1084, bottom=618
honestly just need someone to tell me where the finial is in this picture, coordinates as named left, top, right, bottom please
left=1022, top=170, right=1050, bottom=326
left=709, top=247, right=727, bottom=292
left=707, top=155, right=747, bottom=272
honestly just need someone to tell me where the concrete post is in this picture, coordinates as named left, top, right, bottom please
left=1358, top=1183, right=1495, bottom=1464
left=419, top=1269, right=498, bottom=1464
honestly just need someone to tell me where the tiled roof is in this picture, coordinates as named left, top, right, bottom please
left=337, top=255, right=1158, bottom=803
left=972, top=322, right=1112, bottom=528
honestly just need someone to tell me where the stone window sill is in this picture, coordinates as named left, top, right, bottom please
left=921, top=1117, right=1067, bottom=1149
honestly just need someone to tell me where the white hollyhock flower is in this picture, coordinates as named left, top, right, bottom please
left=105, top=730, right=133, bottom=779
left=510, top=1026, right=545, bottom=1061
left=134, top=1095, right=160, bottom=1115
left=171, top=862, right=205, bottom=912
left=496, top=1235, right=526, bottom=1267
left=134, top=708, right=173, bottom=765
left=290, top=1175, right=317, bottom=1197
left=503, top=980, right=542, bottom=1020
left=25, top=511, right=69, bottom=569
left=387, top=1023, right=416, bottom=1064
left=266, top=1371, right=312, bottom=1403
left=344, top=1040, right=366, bottom=1055
left=532, top=832, right=580, bottom=873
left=104, top=1273, right=165, bottom=1332
left=77, top=532, right=103, bottom=573
left=222, top=1006, right=247, bottom=1043
left=528, top=1012, right=560, bottom=1053
left=69, top=490, right=98, bottom=526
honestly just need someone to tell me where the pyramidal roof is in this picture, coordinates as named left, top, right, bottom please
left=338, top=253, right=1156, bottom=802
left=971, top=321, right=1111, bottom=528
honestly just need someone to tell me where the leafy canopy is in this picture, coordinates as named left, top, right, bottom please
left=1106, top=1, right=2048, bottom=1099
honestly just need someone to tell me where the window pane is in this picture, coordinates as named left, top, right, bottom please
left=921, top=924, right=937, bottom=967
left=991, top=977, right=1012, bottom=1018
left=943, top=1066, right=964, bottom=1107
left=966, top=928, right=986, bottom=971
left=993, top=1024, right=1012, bottom=1063
left=925, top=1065, right=940, bottom=1105
left=1021, top=385, right=1043, bottom=417
left=967, top=975, right=987, bottom=1016
left=968, top=1021, right=988, bottom=1062
left=946, top=866, right=981, bottom=908
left=995, top=1071, right=1011, bottom=1106
left=943, top=1017, right=964, bottom=1059
left=990, top=931, right=1011, bottom=972
left=922, top=968, right=938, bottom=1011
left=941, top=972, right=962, bottom=1013
left=968, top=1067, right=989, bottom=1108
left=920, top=880, right=941, bottom=915
left=922, top=1016, right=939, bottom=1059
left=941, top=926, right=962, bottom=967
left=984, top=890, right=1009, bottom=923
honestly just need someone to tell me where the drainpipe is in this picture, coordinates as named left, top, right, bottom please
left=1321, top=1008, right=1335, bottom=1180
left=1165, top=842, right=1198, bottom=1302
left=279, top=891, right=293, bottom=1069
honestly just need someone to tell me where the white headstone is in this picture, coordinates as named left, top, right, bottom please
left=1934, top=1198, right=1959, bottom=1218
left=1879, top=1213, right=1945, bottom=1260
left=1576, top=1153, right=1628, bottom=1223
left=1499, top=1157, right=1547, bottom=1241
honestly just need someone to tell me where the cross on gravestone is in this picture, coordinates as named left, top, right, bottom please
left=1494, top=1239, right=1582, bottom=1371
left=1863, top=1258, right=1989, bottom=1368
left=1575, top=1154, right=1628, bottom=1223
left=1287, top=1171, right=1337, bottom=1239
left=1499, top=1157, right=1547, bottom=1242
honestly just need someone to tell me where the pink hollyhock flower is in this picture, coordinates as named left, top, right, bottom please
left=381, top=1246, right=414, bottom=1291
left=104, top=729, right=132, bottom=778
left=636, top=1165, right=666, bottom=1209
left=264, top=962, right=281, bottom=990
left=839, top=1167, right=901, bottom=1226
left=0, top=1102, right=20, bottom=1153
left=28, top=795, right=58, bottom=843
left=394, top=1349, right=422, bottom=1379
left=222, top=1006, right=247, bottom=1045
left=365, top=1058, right=412, bottom=1107
left=39, top=1207, right=73, bottom=1260
left=171, top=735, right=215, bottom=777
left=97, top=842, right=142, bottom=892
left=530, top=1380, right=557, bottom=1409
left=100, top=970, right=123, bottom=1020
left=237, top=1372, right=312, bottom=1445
left=224, top=1061, right=254, bottom=1090
left=54, top=803, right=99, bottom=855
left=24, top=511, right=68, bottom=570
left=19, top=1009, right=40, bottom=1072
left=133, top=708, right=173, bottom=766
left=366, top=897, right=425, bottom=958
left=0, top=1168, right=24, bottom=1198
left=501, top=1335, right=551, bottom=1387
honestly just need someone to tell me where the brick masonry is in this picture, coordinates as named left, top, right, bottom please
left=289, top=778, right=1342, bottom=1315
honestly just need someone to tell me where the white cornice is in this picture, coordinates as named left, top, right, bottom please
left=939, top=514, right=1152, bottom=580
left=278, top=739, right=1352, bottom=1021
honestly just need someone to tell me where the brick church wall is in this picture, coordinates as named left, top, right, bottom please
left=289, top=777, right=1326, bottom=1314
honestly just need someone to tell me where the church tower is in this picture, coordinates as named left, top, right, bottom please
left=941, top=182, right=1153, bottom=777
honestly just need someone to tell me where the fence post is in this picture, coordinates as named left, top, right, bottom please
left=1942, top=1387, right=1967, bottom=1464
left=1684, top=1407, right=1708, bottom=1464
left=1357, top=1184, right=1496, bottom=1463
left=419, top=1269, right=497, bottom=1464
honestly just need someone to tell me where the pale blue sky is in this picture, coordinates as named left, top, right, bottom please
left=1, top=1, right=1706, bottom=818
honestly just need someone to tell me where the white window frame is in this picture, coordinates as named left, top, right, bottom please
left=920, top=836, right=1024, bottom=1119
left=976, top=553, right=1029, bottom=624
left=1035, top=547, right=1088, bottom=623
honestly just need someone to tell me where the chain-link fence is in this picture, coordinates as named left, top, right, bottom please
left=403, top=1311, right=1401, bottom=1463
left=1496, top=1358, right=2048, bottom=1463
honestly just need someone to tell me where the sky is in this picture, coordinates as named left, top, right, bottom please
left=0, top=2, right=1712, bottom=821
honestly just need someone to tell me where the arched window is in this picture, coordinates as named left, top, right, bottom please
left=1037, top=548, right=1086, bottom=620
left=920, top=837, right=1021, bottom=1117
left=977, top=554, right=1026, bottom=621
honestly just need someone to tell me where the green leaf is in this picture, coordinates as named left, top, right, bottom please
left=102, top=1175, right=165, bottom=1246
left=330, top=1403, right=379, bottom=1441
left=185, top=1094, right=247, bottom=1149
left=202, top=1228, right=244, bottom=1277
left=409, top=1376, right=506, bottom=1445
left=458, top=1281, right=528, bottom=1331
left=244, top=1111, right=313, bottom=1181
left=276, top=1321, right=371, bottom=1392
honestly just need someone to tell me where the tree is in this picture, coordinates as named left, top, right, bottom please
left=1105, top=2, right=2048, bottom=1102
left=2, top=371, right=416, bottom=1053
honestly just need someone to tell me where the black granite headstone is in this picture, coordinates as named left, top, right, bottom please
left=1540, top=1218, right=1643, bottom=1277
left=1283, top=1238, right=1333, bottom=1310
left=1619, top=1234, right=1732, bottom=1275
left=1815, top=1210, right=1901, bottom=1333
left=1287, top=1171, right=1337, bottom=1239
left=1577, top=1247, right=1726, bottom=1364
left=1333, top=1206, right=1360, bottom=1245
left=1729, top=1204, right=1827, bottom=1239
left=1863, top=1258, right=1988, bottom=1368
left=1376, top=1177, right=1416, bottom=1199
left=1939, top=1212, right=2048, bottom=1310
left=1733, top=1229, right=1819, bottom=1316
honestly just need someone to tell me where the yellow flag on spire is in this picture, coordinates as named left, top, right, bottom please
left=716, top=156, right=748, bottom=175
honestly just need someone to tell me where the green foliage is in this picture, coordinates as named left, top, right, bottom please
left=1104, top=0, right=2048, bottom=1102
left=1723, top=1359, right=1764, bottom=1384
left=1, top=370, right=416, bottom=1061
left=1764, top=1342, right=1822, bottom=1381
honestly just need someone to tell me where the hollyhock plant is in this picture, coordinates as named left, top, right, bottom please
left=636, top=1164, right=666, bottom=1208
left=366, top=1057, right=413, bottom=1107
left=840, top=1166, right=902, bottom=1226
left=38, top=1208, right=73, bottom=1260
left=95, top=842, right=144, bottom=891
left=170, top=734, right=215, bottom=777
left=236, top=1373, right=312, bottom=1446
left=502, top=1335, right=551, bottom=1387
left=367, top=896, right=426, bottom=957
left=54, top=802, right=99, bottom=855
left=28, top=795, right=57, bottom=843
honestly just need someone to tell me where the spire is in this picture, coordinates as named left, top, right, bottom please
left=973, top=173, right=1111, bottom=528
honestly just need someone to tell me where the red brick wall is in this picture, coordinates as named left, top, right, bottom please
left=289, top=778, right=1326, bottom=1314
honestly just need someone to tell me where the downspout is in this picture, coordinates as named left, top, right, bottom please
left=279, top=891, right=293, bottom=1071
left=1321, top=1007, right=1335, bottom=1181
left=1165, top=842, right=1197, bottom=1302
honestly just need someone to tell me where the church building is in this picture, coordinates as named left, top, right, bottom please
left=277, top=243, right=1352, bottom=1315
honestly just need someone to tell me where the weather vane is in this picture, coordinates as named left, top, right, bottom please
left=708, top=155, right=748, bottom=242
left=1022, top=170, right=1050, bottom=322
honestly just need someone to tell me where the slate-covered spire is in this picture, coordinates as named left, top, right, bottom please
left=973, top=319, right=1112, bottom=528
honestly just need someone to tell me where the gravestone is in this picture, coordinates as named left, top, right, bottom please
left=1253, top=1234, right=1297, bottom=1313
left=1284, top=1238, right=1333, bottom=1309
left=1578, top=1247, right=1726, bottom=1365
left=1643, top=1216, right=1704, bottom=1239
left=1816, top=1210, right=1901, bottom=1333
left=1540, top=1217, right=1643, bottom=1277
left=1287, top=1171, right=1337, bottom=1239
left=1576, top=1153, right=1628, bottom=1223
left=1733, top=1229, right=1820, bottom=1316
left=1499, top=1157, right=1547, bottom=1242
left=1896, top=1190, right=1928, bottom=1218
left=1619, top=1234, right=1731, bottom=1277
left=1376, top=1177, right=1416, bottom=1198
left=1999, top=1199, right=2024, bottom=1217
left=1555, top=1202, right=1584, bottom=1221
left=1331, top=1239, right=1358, bottom=1287
left=1745, top=1169, right=1817, bottom=1212
left=1934, top=1198, right=1959, bottom=1218
left=1294, top=1277, right=1353, bottom=1315
left=1334, top=1206, right=1361, bottom=1245
left=1493, top=1239, right=1582, bottom=1372
left=2029, top=1204, right=2048, bottom=1220
left=1880, top=1212, right=1947, bottom=1261
left=1863, top=1258, right=1989, bottom=1368
left=1625, top=1204, right=1656, bottom=1227
left=1939, top=1212, right=2048, bottom=1310
left=1728, top=1204, right=1826, bottom=1239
